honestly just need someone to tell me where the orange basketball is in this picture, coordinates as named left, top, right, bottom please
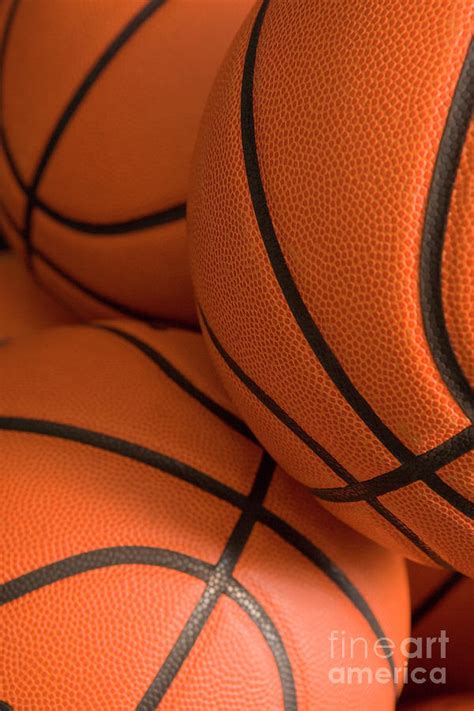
left=0, top=250, right=75, bottom=340
left=189, top=0, right=474, bottom=573
left=402, top=561, right=474, bottom=704
left=0, top=321, right=409, bottom=709
left=0, top=0, right=254, bottom=325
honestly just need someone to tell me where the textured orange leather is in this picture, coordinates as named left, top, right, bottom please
left=402, top=561, right=474, bottom=704
left=0, top=322, right=409, bottom=709
left=402, top=693, right=474, bottom=711
left=189, top=0, right=474, bottom=573
left=0, top=251, right=75, bottom=340
left=442, top=122, right=474, bottom=389
left=0, top=0, right=255, bottom=324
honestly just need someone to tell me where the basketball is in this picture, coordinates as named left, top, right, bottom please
left=0, top=322, right=409, bottom=709
left=403, top=561, right=473, bottom=703
left=0, top=0, right=255, bottom=324
left=0, top=250, right=75, bottom=340
left=189, top=0, right=474, bottom=573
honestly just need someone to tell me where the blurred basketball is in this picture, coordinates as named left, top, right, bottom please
left=0, top=250, right=75, bottom=340
left=402, top=561, right=474, bottom=704
left=189, top=0, right=474, bottom=573
left=0, top=321, right=409, bottom=709
left=0, top=0, right=254, bottom=324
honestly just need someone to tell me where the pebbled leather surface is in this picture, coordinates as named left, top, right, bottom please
left=0, top=322, right=409, bottom=709
left=189, top=0, right=474, bottom=570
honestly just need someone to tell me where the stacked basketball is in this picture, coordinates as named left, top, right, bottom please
left=0, top=1, right=472, bottom=709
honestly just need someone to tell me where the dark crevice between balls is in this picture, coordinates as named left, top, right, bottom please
left=412, top=572, right=464, bottom=627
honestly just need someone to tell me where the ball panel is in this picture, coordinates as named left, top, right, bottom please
left=39, top=0, right=255, bottom=222
left=1, top=434, right=240, bottom=581
left=1, top=566, right=206, bottom=710
left=0, top=326, right=262, bottom=494
left=159, top=596, right=284, bottom=711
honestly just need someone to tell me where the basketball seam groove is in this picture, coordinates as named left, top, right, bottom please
left=0, top=129, right=187, bottom=233
left=419, top=37, right=474, bottom=423
left=92, top=324, right=256, bottom=443
left=0, top=203, right=199, bottom=329
left=0, top=413, right=397, bottom=680
left=135, top=454, right=297, bottom=709
left=0, top=545, right=295, bottom=710
left=200, top=306, right=451, bottom=567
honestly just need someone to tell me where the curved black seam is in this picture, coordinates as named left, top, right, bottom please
left=259, top=508, right=396, bottom=680
left=31, top=198, right=187, bottom=234
left=20, top=0, right=167, bottom=258
left=412, top=572, right=464, bottom=627
left=136, top=454, right=295, bottom=709
left=0, top=414, right=398, bottom=679
left=0, top=544, right=296, bottom=711
left=32, top=246, right=161, bottom=322
left=0, top=206, right=200, bottom=331
left=312, top=425, right=474, bottom=504
left=93, top=324, right=257, bottom=443
left=240, top=0, right=416, bottom=464
left=0, top=547, right=212, bottom=605
left=0, top=416, right=246, bottom=509
left=0, top=140, right=186, bottom=231
left=419, top=38, right=474, bottom=423
left=200, top=306, right=451, bottom=568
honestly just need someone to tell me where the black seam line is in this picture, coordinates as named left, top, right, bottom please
left=29, top=198, right=187, bottom=234
left=419, top=38, right=474, bottom=423
left=259, top=507, right=397, bottom=682
left=412, top=572, right=464, bottom=627
left=0, top=546, right=296, bottom=711
left=32, top=246, right=160, bottom=322
left=0, top=204, right=200, bottom=332
left=241, top=0, right=423, bottom=464
left=312, top=425, right=474, bottom=506
left=22, top=0, right=166, bottom=260
left=200, top=306, right=451, bottom=569
left=0, top=416, right=246, bottom=508
left=0, top=200, right=21, bottom=233
left=0, top=137, right=186, bottom=232
left=136, top=454, right=292, bottom=709
left=92, top=324, right=257, bottom=443
left=0, top=547, right=212, bottom=605
left=0, top=414, right=398, bottom=680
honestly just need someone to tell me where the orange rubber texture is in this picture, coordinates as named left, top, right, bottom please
left=189, top=0, right=474, bottom=572
left=0, top=322, right=409, bottom=709
left=0, top=250, right=75, bottom=340
left=0, top=0, right=255, bottom=324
